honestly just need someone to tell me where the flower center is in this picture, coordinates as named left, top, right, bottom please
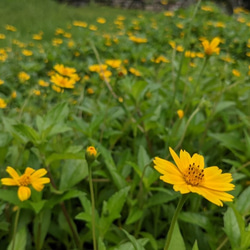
left=18, top=174, right=31, bottom=186
left=184, top=163, right=204, bottom=186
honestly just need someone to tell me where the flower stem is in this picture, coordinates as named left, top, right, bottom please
left=88, top=165, right=97, bottom=250
left=164, top=194, right=189, bottom=250
left=12, top=207, right=20, bottom=250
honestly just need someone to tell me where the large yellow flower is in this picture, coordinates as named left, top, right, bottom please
left=1, top=166, right=50, bottom=201
left=202, top=37, right=220, bottom=56
left=154, top=148, right=235, bottom=206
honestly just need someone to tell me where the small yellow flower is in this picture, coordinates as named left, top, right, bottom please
left=52, top=38, right=63, bottom=46
left=52, top=84, right=64, bottom=93
left=177, top=109, right=184, bottom=119
left=22, top=49, right=33, bottom=56
left=164, top=11, right=174, bottom=17
left=201, top=6, right=214, bottom=12
left=11, top=91, right=17, bottom=99
left=105, top=59, right=122, bottom=68
left=232, top=69, right=241, bottom=77
left=1, top=166, right=50, bottom=201
left=85, top=146, right=97, bottom=163
left=54, top=64, right=76, bottom=77
left=0, top=34, right=6, bottom=39
left=129, top=36, right=147, bottom=44
left=87, top=87, right=94, bottom=94
left=202, top=37, right=220, bottom=56
left=50, top=74, right=76, bottom=89
left=0, top=79, right=4, bottom=85
left=154, top=148, right=235, bottom=206
left=129, top=67, right=141, bottom=77
left=38, top=79, right=50, bottom=87
left=18, top=72, right=30, bottom=83
left=97, top=17, right=106, bottom=24
left=0, top=98, right=7, bottom=108
left=33, top=90, right=41, bottom=96
left=73, top=20, right=88, bottom=28
left=5, top=25, right=17, bottom=32
left=89, top=25, right=98, bottom=31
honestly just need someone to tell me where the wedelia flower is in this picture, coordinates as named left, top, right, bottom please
left=1, top=166, right=50, bottom=201
left=202, top=37, right=220, bottom=56
left=154, top=147, right=235, bottom=206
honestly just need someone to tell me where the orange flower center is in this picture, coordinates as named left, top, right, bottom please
left=184, top=163, right=204, bottom=186
left=18, top=174, right=31, bottom=186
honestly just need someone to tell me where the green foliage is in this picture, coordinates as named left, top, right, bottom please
left=0, top=0, right=249, bottom=249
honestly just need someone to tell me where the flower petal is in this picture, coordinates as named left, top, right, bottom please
left=18, top=186, right=31, bottom=201
left=160, top=173, right=185, bottom=185
left=30, top=169, right=48, bottom=181
left=169, top=147, right=187, bottom=173
left=154, top=157, right=181, bottom=176
left=31, top=177, right=50, bottom=191
left=24, top=167, right=35, bottom=175
left=191, top=153, right=204, bottom=169
left=6, top=166, right=20, bottom=180
left=173, top=183, right=190, bottom=194
left=1, top=178, right=19, bottom=186
left=211, top=37, right=220, bottom=49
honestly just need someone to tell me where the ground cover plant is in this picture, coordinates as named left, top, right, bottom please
left=0, top=0, right=250, bottom=249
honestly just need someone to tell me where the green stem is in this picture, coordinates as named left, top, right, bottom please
left=164, top=194, right=189, bottom=250
left=88, top=166, right=97, bottom=250
left=194, top=56, right=208, bottom=95
left=12, top=207, right=20, bottom=250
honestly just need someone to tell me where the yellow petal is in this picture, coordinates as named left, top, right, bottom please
left=18, top=186, right=31, bottom=201
left=31, top=177, right=50, bottom=191
left=211, top=37, right=220, bottom=49
left=30, top=168, right=48, bottom=181
left=191, top=153, right=204, bottom=169
left=169, top=147, right=187, bottom=173
left=173, top=183, right=190, bottom=194
left=24, top=167, right=35, bottom=175
left=154, top=157, right=181, bottom=176
left=1, top=178, right=19, bottom=186
left=6, top=166, right=20, bottom=180
left=160, top=173, right=185, bottom=185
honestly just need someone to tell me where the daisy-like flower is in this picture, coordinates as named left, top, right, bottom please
left=1, top=166, right=50, bottom=201
left=154, top=147, right=235, bottom=206
left=202, top=37, right=220, bottom=56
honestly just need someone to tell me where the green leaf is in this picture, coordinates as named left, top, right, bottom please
left=192, top=240, right=199, bottom=250
left=45, top=102, right=69, bottom=125
left=168, top=222, right=185, bottom=250
left=224, top=207, right=241, bottom=248
left=236, top=186, right=250, bottom=214
left=45, top=152, right=85, bottom=166
left=0, top=131, right=11, bottom=147
left=121, top=228, right=147, bottom=250
left=99, top=186, right=130, bottom=238
left=89, top=140, right=127, bottom=189
left=125, top=206, right=144, bottom=225
left=13, top=124, right=40, bottom=144
left=29, top=200, right=47, bottom=214
left=34, top=209, right=51, bottom=250
left=59, top=159, right=88, bottom=191
left=140, top=232, right=158, bottom=250
left=7, top=226, right=27, bottom=250
left=214, top=101, right=235, bottom=115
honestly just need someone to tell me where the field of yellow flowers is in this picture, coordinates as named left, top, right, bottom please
left=0, top=0, right=250, bottom=249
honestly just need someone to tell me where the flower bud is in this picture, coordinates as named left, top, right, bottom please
left=85, top=146, right=97, bottom=164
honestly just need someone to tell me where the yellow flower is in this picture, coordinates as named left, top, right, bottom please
left=129, top=67, right=141, bottom=77
left=32, top=33, right=43, bottom=40
left=50, top=74, right=76, bottom=89
left=177, top=109, right=184, bottom=119
left=202, top=37, right=220, bottom=56
left=129, top=36, right=147, bottom=44
left=22, top=49, right=33, bottom=56
left=0, top=79, right=4, bottom=85
left=18, top=72, right=30, bottom=83
left=1, top=166, right=50, bottom=201
left=154, top=148, right=235, bottom=206
left=164, top=11, right=174, bottom=17
left=89, top=25, right=98, bottom=31
left=11, top=91, right=17, bottom=99
left=54, top=64, right=76, bottom=77
left=87, top=87, right=94, bottom=94
left=33, top=90, right=41, bottom=96
left=201, top=6, right=214, bottom=12
left=0, top=34, right=6, bottom=39
left=52, top=84, right=64, bottom=93
left=73, top=20, right=88, bottom=28
left=52, top=38, right=63, bottom=46
left=38, top=79, right=50, bottom=87
left=232, top=69, right=241, bottom=77
left=0, top=98, right=7, bottom=108
left=5, top=25, right=17, bottom=32
left=85, top=146, right=97, bottom=163
left=151, top=55, right=170, bottom=63
left=89, top=64, right=108, bottom=72
left=105, top=59, right=122, bottom=68
left=97, top=17, right=106, bottom=24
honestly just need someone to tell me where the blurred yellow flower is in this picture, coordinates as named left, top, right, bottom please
left=97, top=17, right=106, bottom=24
left=52, top=38, right=63, bottom=46
left=87, top=87, right=94, bottom=94
left=177, top=109, right=184, bottom=119
left=105, top=59, right=122, bottom=68
left=202, top=37, right=220, bottom=56
left=154, top=147, right=235, bottom=206
left=0, top=34, right=6, bottom=39
left=52, top=84, right=64, bottom=93
left=50, top=74, right=76, bottom=89
left=18, top=72, right=30, bottom=83
left=0, top=98, right=7, bottom=108
left=33, top=90, right=41, bottom=96
left=232, top=69, right=241, bottom=77
left=89, top=64, right=107, bottom=72
left=5, top=25, right=17, bottom=32
left=151, top=55, right=170, bottom=63
left=22, top=49, right=33, bottom=56
left=1, top=166, right=50, bottom=201
left=38, top=79, right=50, bottom=87
left=0, top=79, right=4, bottom=85
left=32, top=33, right=43, bottom=40
left=129, top=67, right=141, bottom=77
left=73, top=20, right=87, bottom=28
left=54, top=64, right=76, bottom=77
left=89, top=25, right=98, bottom=31
left=129, top=36, right=147, bottom=44
left=164, top=11, right=174, bottom=17
left=201, top=6, right=214, bottom=12
left=11, top=91, right=17, bottom=99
